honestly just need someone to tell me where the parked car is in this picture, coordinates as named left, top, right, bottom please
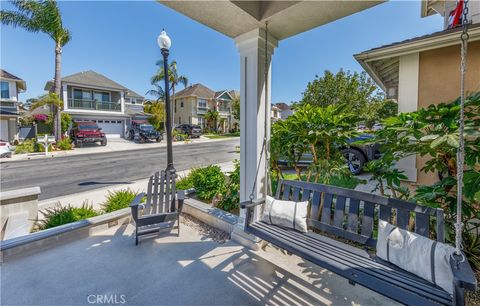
left=0, top=140, right=13, bottom=158
left=277, top=134, right=381, bottom=175
left=127, top=121, right=163, bottom=143
left=372, top=123, right=383, bottom=131
left=175, top=124, right=202, bottom=138
left=69, top=122, right=107, bottom=147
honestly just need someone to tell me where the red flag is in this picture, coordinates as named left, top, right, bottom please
left=448, top=0, right=464, bottom=29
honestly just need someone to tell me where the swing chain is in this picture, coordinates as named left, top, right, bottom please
left=454, top=0, right=469, bottom=258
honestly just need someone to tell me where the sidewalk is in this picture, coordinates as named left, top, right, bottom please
left=1, top=136, right=238, bottom=163
left=37, top=161, right=236, bottom=212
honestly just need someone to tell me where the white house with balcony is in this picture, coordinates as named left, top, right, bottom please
left=45, top=70, right=145, bottom=138
left=0, top=69, right=26, bottom=142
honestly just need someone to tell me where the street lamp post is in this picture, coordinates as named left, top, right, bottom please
left=157, top=30, right=174, bottom=172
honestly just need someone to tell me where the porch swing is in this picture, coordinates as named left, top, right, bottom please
left=241, top=4, right=477, bottom=305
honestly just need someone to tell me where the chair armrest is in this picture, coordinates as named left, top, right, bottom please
left=450, top=252, right=477, bottom=291
left=130, top=192, right=146, bottom=208
left=176, top=190, right=185, bottom=213
left=240, top=198, right=265, bottom=209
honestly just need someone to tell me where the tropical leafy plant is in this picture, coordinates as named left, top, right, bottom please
left=1, top=0, right=71, bottom=141
left=102, top=189, right=138, bottom=213
left=364, top=92, right=480, bottom=270
left=34, top=202, right=98, bottom=231
left=271, top=103, right=358, bottom=184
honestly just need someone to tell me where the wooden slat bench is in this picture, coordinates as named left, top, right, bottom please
left=242, top=180, right=477, bottom=305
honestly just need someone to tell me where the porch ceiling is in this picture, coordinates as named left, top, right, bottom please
left=159, top=1, right=384, bottom=40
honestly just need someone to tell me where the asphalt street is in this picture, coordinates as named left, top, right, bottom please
left=0, top=138, right=239, bottom=200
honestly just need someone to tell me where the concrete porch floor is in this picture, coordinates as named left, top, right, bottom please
left=1, top=221, right=399, bottom=306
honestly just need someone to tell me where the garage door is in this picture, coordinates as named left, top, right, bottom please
left=0, top=120, right=9, bottom=141
left=96, top=120, right=124, bottom=138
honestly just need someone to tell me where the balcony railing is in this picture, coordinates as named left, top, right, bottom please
left=68, top=99, right=121, bottom=112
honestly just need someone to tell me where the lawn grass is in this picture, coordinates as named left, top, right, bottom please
left=203, top=133, right=240, bottom=139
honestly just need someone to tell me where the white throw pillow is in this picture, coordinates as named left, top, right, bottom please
left=377, top=220, right=455, bottom=294
left=262, top=195, right=308, bottom=232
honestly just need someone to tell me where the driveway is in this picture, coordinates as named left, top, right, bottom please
left=0, top=138, right=240, bottom=200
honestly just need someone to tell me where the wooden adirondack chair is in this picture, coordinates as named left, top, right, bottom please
left=130, top=169, right=184, bottom=245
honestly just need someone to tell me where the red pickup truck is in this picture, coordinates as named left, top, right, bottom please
left=69, top=122, right=107, bottom=147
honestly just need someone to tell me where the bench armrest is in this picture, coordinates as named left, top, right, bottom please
left=240, top=198, right=265, bottom=209
left=450, top=253, right=477, bottom=291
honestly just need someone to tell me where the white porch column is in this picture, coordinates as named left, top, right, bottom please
left=62, top=84, right=68, bottom=110
left=235, top=28, right=277, bottom=225
left=120, top=91, right=125, bottom=114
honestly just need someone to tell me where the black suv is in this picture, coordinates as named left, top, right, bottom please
left=278, top=134, right=381, bottom=175
left=127, top=121, right=163, bottom=143
left=175, top=124, right=202, bottom=138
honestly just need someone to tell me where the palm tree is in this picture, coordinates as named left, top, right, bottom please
left=151, top=60, right=188, bottom=127
left=145, top=83, right=166, bottom=131
left=145, top=83, right=165, bottom=103
left=1, top=0, right=71, bottom=141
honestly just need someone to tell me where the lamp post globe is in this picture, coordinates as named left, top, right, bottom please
left=157, top=30, right=171, bottom=50
left=158, top=30, right=174, bottom=172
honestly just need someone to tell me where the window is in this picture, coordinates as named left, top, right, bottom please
left=73, top=89, right=92, bottom=100
left=93, top=91, right=110, bottom=102
left=179, top=117, right=182, bottom=124
left=1, top=81, right=9, bottom=99
left=180, top=99, right=184, bottom=108
left=131, top=99, right=136, bottom=104
left=98, top=120, right=104, bottom=123
left=198, top=99, right=207, bottom=108
left=104, top=120, right=110, bottom=123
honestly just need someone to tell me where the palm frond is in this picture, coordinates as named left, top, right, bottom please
left=0, top=10, right=39, bottom=32
left=177, top=75, right=188, bottom=88
left=30, top=93, right=63, bottom=110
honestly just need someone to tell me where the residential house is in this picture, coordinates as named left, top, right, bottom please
left=45, top=70, right=146, bottom=138
left=355, top=1, right=480, bottom=185
left=270, top=104, right=282, bottom=121
left=275, top=102, right=294, bottom=119
left=0, top=69, right=26, bottom=142
left=174, top=83, right=237, bottom=132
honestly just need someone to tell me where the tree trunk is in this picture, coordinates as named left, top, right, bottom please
left=53, top=43, right=62, bottom=142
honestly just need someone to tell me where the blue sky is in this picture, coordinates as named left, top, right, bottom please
left=1, top=1, right=443, bottom=104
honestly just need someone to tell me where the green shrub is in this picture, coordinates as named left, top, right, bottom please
left=190, top=165, right=226, bottom=201
left=217, top=161, right=240, bottom=213
left=15, top=139, right=36, bottom=154
left=57, top=137, right=73, bottom=150
left=37, top=143, right=53, bottom=152
left=176, top=174, right=194, bottom=190
left=35, top=202, right=98, bottom=231
left=102, top=189, right=138, bottom=213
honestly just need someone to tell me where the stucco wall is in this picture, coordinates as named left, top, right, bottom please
left=415, top=41, right=480, bottom=185
left=418, top=41, right=480, bottom=107
left=174, top=96, right=196, bottom=125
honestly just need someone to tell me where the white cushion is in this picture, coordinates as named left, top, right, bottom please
left=377, top=220, right=455, bottom=294
left=262, top=195, right=308, bottom=232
